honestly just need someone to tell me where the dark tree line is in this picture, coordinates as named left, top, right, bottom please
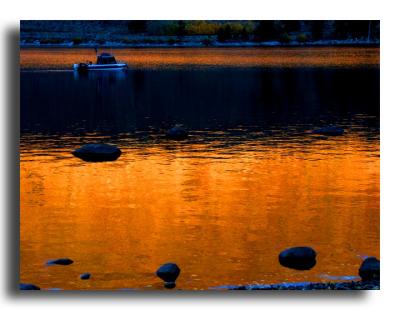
left=20, top=20, right=379, bottom=44
left=127, top=21, right=379, bottom=42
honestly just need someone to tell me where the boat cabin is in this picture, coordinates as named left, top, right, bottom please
left=96, top=53, right=117, bottom=65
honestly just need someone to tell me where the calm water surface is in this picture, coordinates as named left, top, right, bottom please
left=20, top=47, right=379, bottom=290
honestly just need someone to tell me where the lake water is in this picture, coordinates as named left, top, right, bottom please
left=20, top=47, right=379, bottom=290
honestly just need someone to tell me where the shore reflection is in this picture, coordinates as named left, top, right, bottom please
left=20, top=128, right=379, bottom=290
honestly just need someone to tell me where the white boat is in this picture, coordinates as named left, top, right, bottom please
left=73, top=53, right=128, bottom=71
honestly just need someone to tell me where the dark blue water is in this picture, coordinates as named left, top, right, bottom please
left=21, top=68, right=379, bottom=135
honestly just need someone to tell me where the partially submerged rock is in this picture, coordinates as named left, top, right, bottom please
left=156, top=263, right=181, bottom=288
left=19, top=283, right=41, bottom=290
left=46, top=258, right=74, bottom=266
left=80, top=273, right=91, bottom=280
left=166, top=125, right=188, bottom=140
left=279, top=246, right=317, bottom=270
left=312, top=126, right=344, bottom=136
left=359, top=257, right=380, bottom=281
left=72, top=144, right=121, bottom=162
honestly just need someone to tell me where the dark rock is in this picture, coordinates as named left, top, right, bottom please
left=359, top=257, right=380, bottom=281
left=46, top=258, right=74, bottom=266
left=20, top=283, right=41, bottom=290
left=312, top=126, right=344, bottom=136
left=72, top=144, right=121, bottom=162
left=156, top=263, right=181, bottom=283
left=279, top=246, right=317, bottom=270
left=80, top=273, right=91, bottom=280
left=166, top=126, right=188, bottom=140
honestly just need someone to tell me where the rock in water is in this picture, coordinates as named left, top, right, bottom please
left=72, top=144, right=121, bottom=162
left=80, top=273, right=91, bottom=280
left=359, top=257, right=380, bottom=281
left=46, top=258, right=74, bottom=266
left=156, top=263, right=181, bottom=288
left=279, top=247, right=317, bottom=270
left=312, top=126, right=344, bottom=136
left=166, top=126, right=188, bottom=140
left=20, top=283, right=40, bottom=290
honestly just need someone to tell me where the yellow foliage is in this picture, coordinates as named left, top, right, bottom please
left=186, top=21, right=219, bottom=35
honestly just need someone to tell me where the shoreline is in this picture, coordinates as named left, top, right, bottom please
left=216, top=280, right=380, bottom=290
left=20, top=39, right=380, bottom=49
left=20, top=280, right=380, bottom=291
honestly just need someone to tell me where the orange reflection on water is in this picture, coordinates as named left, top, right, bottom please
left=20, top=132, right=379, bottom=290
left=20, top=47, right=379, bottom=70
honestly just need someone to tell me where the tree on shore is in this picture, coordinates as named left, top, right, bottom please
left=127, top=21, right=147, bottom=34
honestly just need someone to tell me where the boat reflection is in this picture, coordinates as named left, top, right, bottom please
left=73, top=69, right=127, bottom=82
